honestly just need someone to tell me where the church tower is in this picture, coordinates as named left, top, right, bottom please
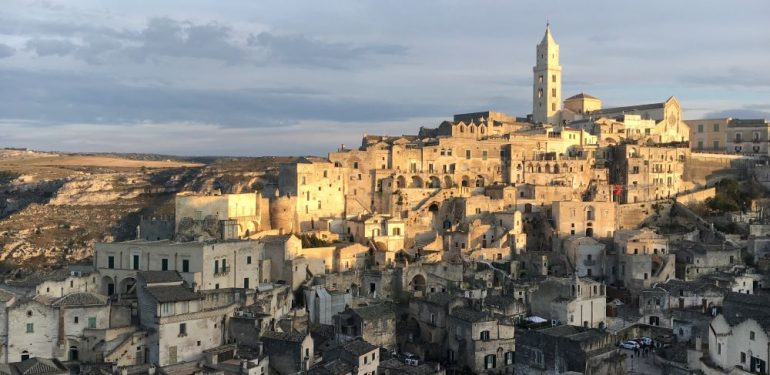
left=532, top=23, right=562, bottom=124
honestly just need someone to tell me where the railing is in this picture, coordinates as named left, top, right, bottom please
left=214, top=266, right=231, bottom=276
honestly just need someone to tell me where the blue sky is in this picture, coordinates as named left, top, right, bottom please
left=1, top=0, right=769, bottom=156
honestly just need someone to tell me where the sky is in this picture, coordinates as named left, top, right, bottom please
left=1, top=1, right=769, bottom=156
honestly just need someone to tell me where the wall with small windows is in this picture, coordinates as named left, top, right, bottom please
left=7, top=299, right=59, bottom=361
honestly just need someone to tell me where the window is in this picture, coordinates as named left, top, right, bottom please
left=132, top=254, right=140, bottom=270
left=214, top=260, right=219, bottom=274
left=466, top=150, right=471, bottom=159
left=750, top=331, right=756, bottom=340
left=108, top=255, right=115, bottom=269
left=505, top=351, right=514, bottom=365
left=714, top=124, right=720, bottom=132
left=742, top=352, right=746, bottom=363
left=26, top=323, right=34, bottom=333
left=243, top=278, right=250, bottom=289
left=74, top=316, right=79, bottom=324
left=179, top=323, right=187, bottom=336
left=182, top=259, right=190, bottom=273
left=552, top=74, right=556, bottom=83
left=482, top=150, right=488, bottom=160
left=88, top=317, right=96, bottom=329
left=485, top=354, right=496, bottom=369
left=551, top=103, right=556, bottom=111
left=246, top=256, right=252, bottom=264
left=551, top=88, right=556, bottom=97
left=161, top=258, right=168, bottom=271
left=697, top=124, right=704, bottom=133
left=480, top=330, right=490, bottom=341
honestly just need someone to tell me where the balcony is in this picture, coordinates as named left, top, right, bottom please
left=214, top=266, right=231, bottom=276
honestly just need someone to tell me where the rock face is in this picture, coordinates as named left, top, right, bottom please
left=0, top=155, right=288, bottom=270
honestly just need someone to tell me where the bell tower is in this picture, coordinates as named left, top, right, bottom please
left=532, top=23, right=562, bottom=124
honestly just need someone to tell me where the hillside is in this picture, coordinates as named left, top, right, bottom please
left=0, top=149, right=295, bottom=271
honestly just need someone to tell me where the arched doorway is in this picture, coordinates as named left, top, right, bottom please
left=411, top=176, right=424, bottom=188
left=461, top=176, right=470, bottom=187
left=429, top=176, right=441, bottom=188
left=69, top=346, right=79, bottom=361
left=396, top=175, right=406, bottom=189
left=21, top=351, right=30, bottom=361
left=443, top=176, right=453, bottom=188
left=428, top=203, right=439, bottom=213
left=475, top=175, right=485, bottom=187
left=411, top=274, right=426, bottom=292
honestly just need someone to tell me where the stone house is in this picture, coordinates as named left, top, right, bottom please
left=672, top=241, right=740, bottom=281
left=529, top=275, right=607, bottom=328
left=446, top=307, right=515, bottom=374
left=514, top=325, right=625, bottom=375
left=610, top=228, right=675, bottom=290
left=333, top=302, right=397, bottom=350
left=135, top=271, right=238, bottom=367
left=320, top=339, right=379, bottom=375
left=563, top=235, right=606, bottom=279
left=405, top=292, right=466, bottom=362
left=703, top=293, right=770, bottom=374
left=0, top=358, right=68, bottom=375
left=94, top=239, right=271, bottom=296
left=260, top=331, right=314, bottom=375
left=639, top=279, right=725, bottom=327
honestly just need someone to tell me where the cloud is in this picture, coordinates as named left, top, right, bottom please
left=703, top=108, right=770, bottom=119
left=0, top=43, right=14, bottom=58
left=679, top=67, right=770, bottom=89
left=26, top=38, right=78, bottom=56
left=0, top=68, right=450, bottom=128
left=248, top=32, right=407, bottom=68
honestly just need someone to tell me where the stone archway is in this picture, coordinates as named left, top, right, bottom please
left=429, top=176, right=441, bottom=188
left=396, top=175, right=407, bottom=189
left=411, top=176, right=424, bottom=188
left=411, top=274, right=426, bottom=292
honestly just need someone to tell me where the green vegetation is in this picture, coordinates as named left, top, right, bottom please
left=300, top=234, right=332, bottom=248
left=705, top=178, right=763, bottom=213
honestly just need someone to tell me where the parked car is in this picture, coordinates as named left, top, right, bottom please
left=620, top=340, right=640, bottom=350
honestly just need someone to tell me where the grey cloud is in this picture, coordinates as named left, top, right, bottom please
left=0, top=43, right=13, bottom=58
left=248, top=32, right=408, bottom=69
left=679, top=67, right=770, bottom=88
left=704, top=108, right=770, bottom=119
left=26, top=38, right=78, bottom=56
left=0, top=68, right=450, bottom=128
left=123, top=18, right=246, bottom=63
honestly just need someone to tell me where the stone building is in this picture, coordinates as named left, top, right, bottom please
left=639, top=279, right=725, bottom=327
left=333, top=302, right=397, bottom=349
left=612, top=142, right=690, bottom=203
left=405, top=292, right=466, bottom=362
left=446, top=307, right=515, bottom=374
left=260, top=331, right=314, bottom=375
left=278, top=157, right=346, bottom=232
left=703, top=293, right=770, bottom=374
left=686, top=118, right=730, bottom=152
left=304, top=286, right=351, bottom=326
left=175, top=192, right=266, bottom=240
left=672, top=241, right=741, bottom=281
left=514, top=325, right=625, bottom=375
left=529, top=275, right=607, bottom=328
left=563, top=236, right=606, bottom=279
left=610, top=228, right=675, bottom=290
left=552, top=201, right=618, bottom=239
left=135, top=271, right=238, bottom=367
left=94, top=239, right=271, bottom=295
left=725, top=118, right=770, bottom=155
